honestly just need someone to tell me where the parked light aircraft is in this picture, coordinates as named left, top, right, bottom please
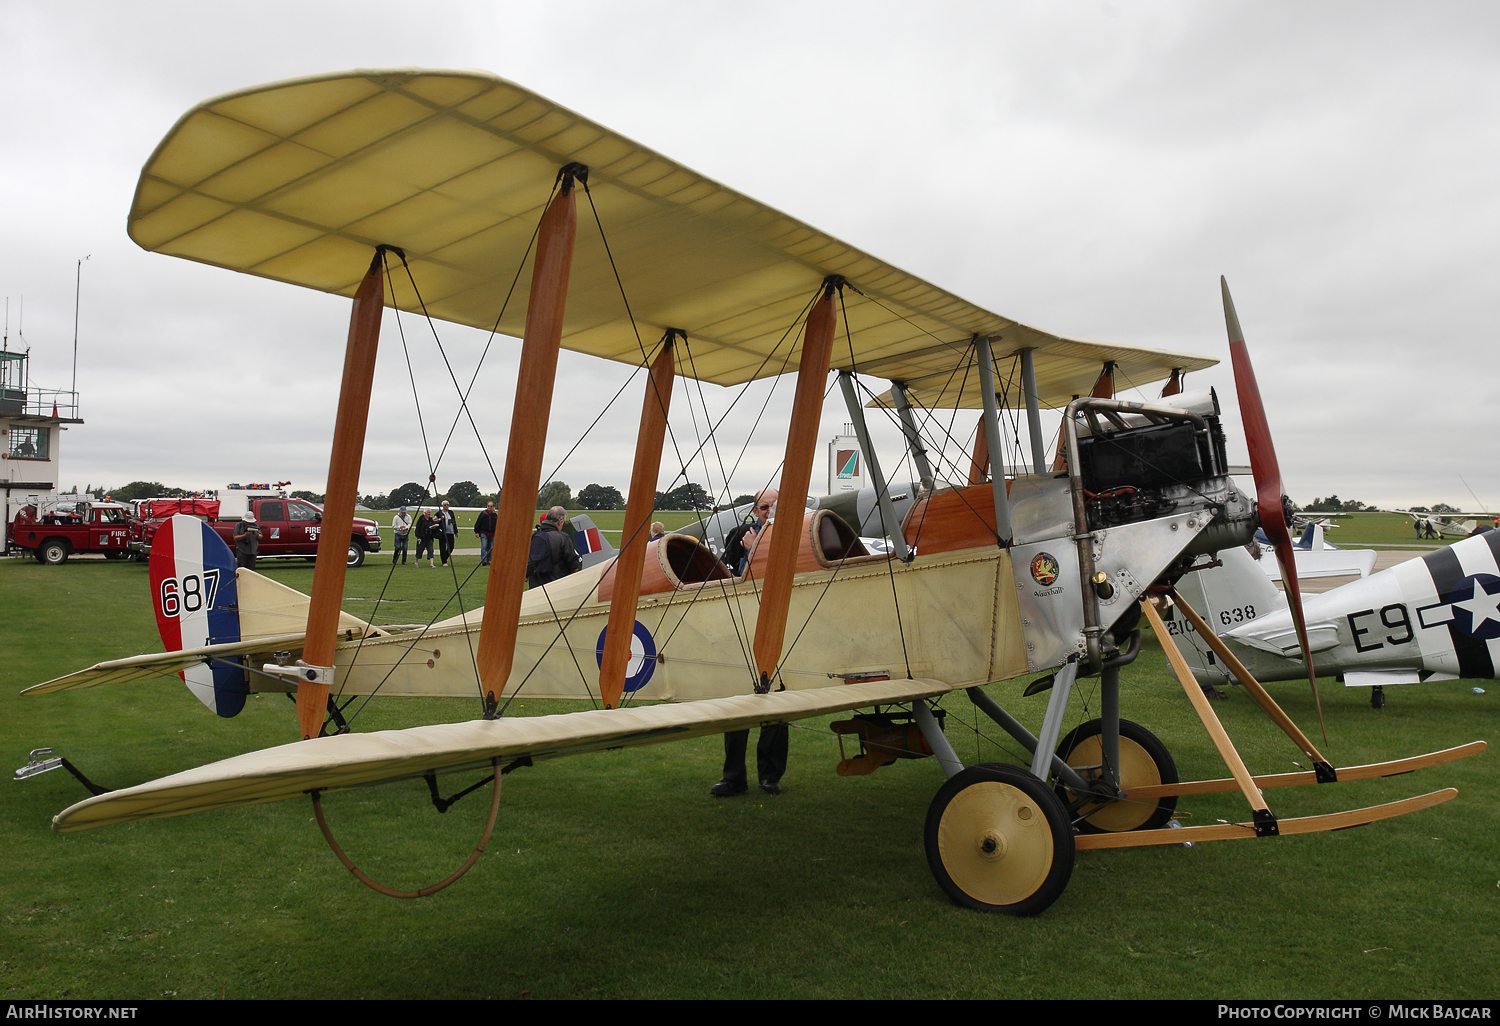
left=23, top=69, right=1481, bottom=915
left=1169, top=529, right=1500, bottom=706
left=1251, top=522, right=1377, bottom=583
left=1396, top=510, right=1490, bottom=540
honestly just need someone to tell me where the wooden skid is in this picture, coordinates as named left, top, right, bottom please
left=1124, top=741, right=1487, bottom=801
left=1074, top=788, right=1458, bottom=850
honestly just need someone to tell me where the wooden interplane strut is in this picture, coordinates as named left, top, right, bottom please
left=1049, top=360, right=1115, bottom=473
left=476, top=176, right=579, bottom=696
left=298, top=252, right=386, bottom=740
left=599, top=334, right=677, bottom=708
left=751, top=281, right=839, bottom=689
left=1168, top=587, right=1333, bottom=777
left=1139, top=597, right=1272, bottom=821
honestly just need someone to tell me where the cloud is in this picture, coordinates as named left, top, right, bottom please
left=4, top=0, right=1497, bottom=508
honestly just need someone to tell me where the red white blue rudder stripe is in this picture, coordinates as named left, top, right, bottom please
left=148, top=515, right=246, bottom=717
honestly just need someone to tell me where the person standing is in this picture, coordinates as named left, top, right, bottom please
left=391, top=505, right=412, bottom=565
left=526, top=506, right=581, bottom=588
left=721, top=488, right=776, bottom=575
left=475, top=501, right=498, bottom=566
left=710, top=487, right=789, bottom=797
left=232, top=511, right=260, bottom=570
left=414, top=507, right=435, bottom=567
left=437, top=501, right=457, bottom=565
left=649, top=521, right=666, bottom=541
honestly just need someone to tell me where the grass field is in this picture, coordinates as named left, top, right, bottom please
left=1303, top=512, right=1481, bottom=548
left=1, top=546, right=1495, bottom=1000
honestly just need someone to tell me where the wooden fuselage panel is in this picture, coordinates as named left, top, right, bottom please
left=901, top=483, right=1009, bottom=556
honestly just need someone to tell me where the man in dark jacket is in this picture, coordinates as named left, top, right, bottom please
left=437, top=501, right=458, bottom=566
left=414, top=508, right=435, bottom=567
left=709, top=487, right=789, bottom=797
left=526, top=506, right=581, bottom=588
left=474, top=501, right=498, bottom=566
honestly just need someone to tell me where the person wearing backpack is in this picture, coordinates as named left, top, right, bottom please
left=526, top=506, right=581, bottom=588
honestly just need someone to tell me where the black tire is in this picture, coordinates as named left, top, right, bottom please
left=40, top=540, right=69, bottom=565
left=1054, top=719, right=1177, bottom=833
left=924, top=763, right=1074, bottom=916
left=346, top=541, right=366, bottom=568
left=104, top=551, right=127, bottom=561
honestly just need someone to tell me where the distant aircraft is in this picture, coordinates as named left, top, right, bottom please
left=1168, top=530, right=1500, bottom=708
left=1395, top=510, right=1489, bottom=539
left=1250, top=522, right=1377, bottom=583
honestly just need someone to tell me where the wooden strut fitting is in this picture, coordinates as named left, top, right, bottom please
left=599, top=335, right=676, bottom=709
left=1168, top=587, right=1334, bottom=777
left=475, top=177, right=579, bottom=696
left=967, top=413, right=989, bottom=485
left=297, top=252, right=386, bottom=741
left=1138, top=596, right=1274, bottom=822
left=1050, top=360, right=1115, bottom=472
left=751, top=282, right=839, bottom=689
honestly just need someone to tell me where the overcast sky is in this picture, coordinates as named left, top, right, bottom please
left=3, top=1, right=1497, bottom=510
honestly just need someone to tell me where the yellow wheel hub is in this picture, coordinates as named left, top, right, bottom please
left=937, top=781, right=1054, bottom=906
left=1062, top=735, right=1163, bottom=832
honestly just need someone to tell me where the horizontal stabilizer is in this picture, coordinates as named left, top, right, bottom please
left=23, top=633, right=313, bottom=695
left=53, top=677, right=959, bottom=833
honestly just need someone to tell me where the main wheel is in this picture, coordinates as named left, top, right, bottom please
left=1054, top=719, right=1177, bottom=833
left=40, top=541, right=69, bottom=565
left=924, top=764, right=1075, bottom=916
left=346, top=542, right=366, bottom=568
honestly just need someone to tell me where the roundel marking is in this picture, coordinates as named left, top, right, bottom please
left=595, top=620, right=658, bottom=693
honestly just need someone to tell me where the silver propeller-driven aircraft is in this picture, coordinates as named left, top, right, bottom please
left=24, top=69, right=1482, bottom=915
left=1169, top=530, right=1500, bottom=708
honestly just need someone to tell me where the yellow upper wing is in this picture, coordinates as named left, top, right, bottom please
left=129, top=69, right=1215, bottom=390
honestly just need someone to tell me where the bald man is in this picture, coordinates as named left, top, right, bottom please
left=711, top=487, right=790, bottom=796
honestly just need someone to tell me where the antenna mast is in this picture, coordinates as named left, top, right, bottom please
left=72, top=256, right=89, bottom=395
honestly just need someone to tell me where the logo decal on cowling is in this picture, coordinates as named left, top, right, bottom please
left=1031, top=552, right=1060, bottom=586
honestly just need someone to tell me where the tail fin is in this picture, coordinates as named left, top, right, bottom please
left=1168, top=546, right=1287, bottom=686
left=566, top=513, right=618, bottom=569
left=148, top=515, right=246, bottom=717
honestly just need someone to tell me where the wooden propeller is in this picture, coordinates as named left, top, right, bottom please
left=1221, top=277, right=1327, bottom=741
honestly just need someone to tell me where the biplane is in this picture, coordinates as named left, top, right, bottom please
left=27, top=69, right=1483, bottom=915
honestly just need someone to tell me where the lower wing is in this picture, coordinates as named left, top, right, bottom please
left=53, top=677, right=958, bottom=833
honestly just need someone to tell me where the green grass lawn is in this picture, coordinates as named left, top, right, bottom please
left=1310, top=512, right=1476, bottom=548
left=1, top=553, right=1494, bottom=999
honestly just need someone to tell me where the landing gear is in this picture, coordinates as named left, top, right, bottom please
left=924, top=763, right=1074, bottom=916
left=1054, top=719, right=1177, bottom=833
